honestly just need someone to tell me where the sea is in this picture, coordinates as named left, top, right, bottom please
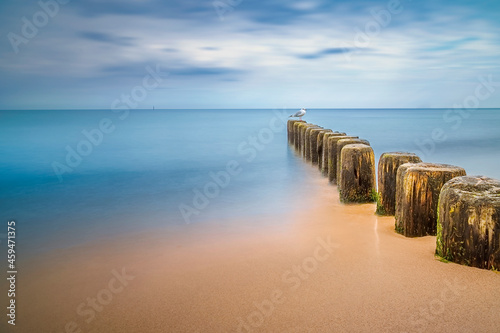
left=1, top=108, right=500, bottom=258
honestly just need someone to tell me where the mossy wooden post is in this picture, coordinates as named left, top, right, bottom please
left=339, top=144, right=376, bottom=203
left=436, top=176, right=500, bottom=269
left=377, top=152, right=422, bottom=215
left=304, top=125, right=321, bottom=159
left=299, top=124, right=312, bottom=156
left=327, top=135, right=358, bottom=183
left=287, top=120, right=303, bottom=145
left=395, top=163, right=466, bottom=237
left=322, top=132, right=346, bottom=176
left=293, top=122, right=300, bottom=150
left=299, top=123, right=313, bottom=156
left=298, top=123, right=307, bottom=153
left=316, top=129, right=333, bottom=169
left=287, top=119, right=293, bottom=144
left=336, top=138, right=370, bottom=185
left=309, top=128, right=325, bottom=164
left=294, top=122, right=307, bottom=151
left=394, top=163, right=415, bottom=229
left=305, top=126, right=320, bottom=161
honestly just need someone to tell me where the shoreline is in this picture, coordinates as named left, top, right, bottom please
left=3, top=173, right=500, bottom=332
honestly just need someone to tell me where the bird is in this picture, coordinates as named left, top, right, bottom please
left=289, top=108, right=307, bottom=120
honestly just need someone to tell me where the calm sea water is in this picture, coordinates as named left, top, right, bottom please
left=1, top=109, right=500, bottom=256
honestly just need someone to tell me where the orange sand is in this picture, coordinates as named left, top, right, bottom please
left=2, top=170, right=500, bottom=333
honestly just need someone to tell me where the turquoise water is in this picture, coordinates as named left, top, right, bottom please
left=1, top=109, right=499, bottom=256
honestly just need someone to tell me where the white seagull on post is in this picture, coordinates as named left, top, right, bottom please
left=289, top=108, right=307, bottom=120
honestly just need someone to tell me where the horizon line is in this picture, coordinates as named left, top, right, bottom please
left=1, top=107, right=500, bottom=111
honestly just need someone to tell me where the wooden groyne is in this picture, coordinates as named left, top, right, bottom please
left=287, top=119, right=500, bottom=270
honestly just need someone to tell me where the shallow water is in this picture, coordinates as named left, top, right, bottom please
left=1, top=108, right=499, bottom=255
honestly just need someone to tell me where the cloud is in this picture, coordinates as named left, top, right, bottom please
left=169, top=67, right=244, bottom=76
left=70, top=0, right=215, bottom=19
left=425, top=37, right=480, bottom=52
left=78, top=31, right=136, bottom=46
left=296, top=47, right=355, bottom=59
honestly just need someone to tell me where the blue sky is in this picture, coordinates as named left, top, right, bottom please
left=0, top=0, right=499, bottom=109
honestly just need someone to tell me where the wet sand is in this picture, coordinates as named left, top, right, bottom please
left=3, top=173, right=500, bottom=333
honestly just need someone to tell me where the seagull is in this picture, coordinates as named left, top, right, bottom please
left=289, top=108, right=307, bottom=120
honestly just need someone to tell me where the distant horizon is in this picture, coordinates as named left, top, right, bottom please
left=2, top=107, right=500, bottom=111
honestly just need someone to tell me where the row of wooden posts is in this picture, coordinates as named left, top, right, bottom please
left=287, top=119, right=500, bottom=270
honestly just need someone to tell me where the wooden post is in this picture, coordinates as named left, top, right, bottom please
left=436, top=176, right=500, bottom=269
left=287, top=119, right=304, bottom=145
left=294, top=122, right=307, bottom=151
left=293, top=122, right=300, bottom=150
left=298, top=123, right=314, bottom=155
left=322, top=132, right=346, bottom=176
left=298, top=123, right=310, bottom=155
left=395, top=162, right=466, bottom=237
left=339, top=144, right=376, bottom=203
left=327, top=135, right=358, bottom=183
left=304, top=125, right=321, bottom=159
left=308, top=128, right=326, bottom=164
left=377, top=152, right=422, bottom=215
left=336, top=138, right=370, bottom=185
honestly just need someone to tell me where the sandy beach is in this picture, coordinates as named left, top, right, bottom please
left=4, top=167, right=500, bottom=333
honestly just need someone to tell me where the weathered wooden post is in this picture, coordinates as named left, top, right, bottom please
left=339, top=144, right=376, bottom=203
left=293, top=122, right=301, bottom=150
left=298, top=123, right=314, bottom=155
left=336, top=138, right=370, bottom=184
left=304, top=125, right=321, bottom=159
left=287, top=119, right=304, bottom=145
left=436, top=176, right=500, bottom=269
left=299, top=123, right=313, bottom=156
left=377, top=152, right=422, bottom=215
left=316, top=129, right=333, bottom=169
left=308, top=128, right=326, bottom=164
left=394, top=163, right=417, bottom=228
left=293, top=122, right=308, bottom=152
left=322, top=132, right=346, bottom=176
left=395, top=162, right=466, bottom=237
left=327, top=136, right=359, bottom=183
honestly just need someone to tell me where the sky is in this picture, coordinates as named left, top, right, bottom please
left=0, top=0, right=499, bottom=109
